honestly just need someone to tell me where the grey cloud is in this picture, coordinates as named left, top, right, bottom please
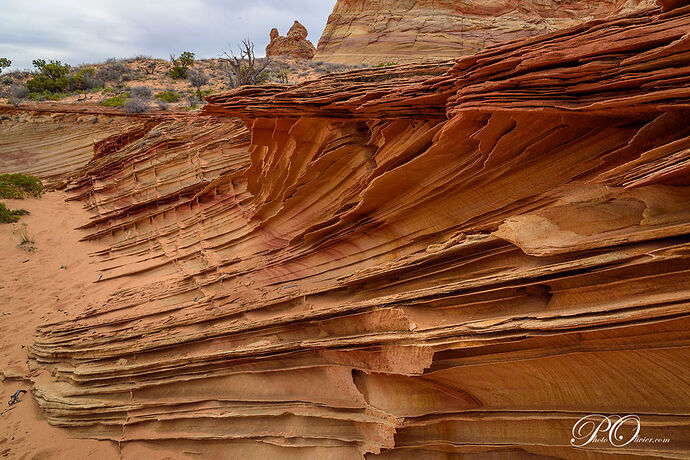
left=0, top=0, right=335, bottom=70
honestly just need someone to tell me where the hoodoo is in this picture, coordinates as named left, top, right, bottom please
left=266, top=20, right=316, bottom=60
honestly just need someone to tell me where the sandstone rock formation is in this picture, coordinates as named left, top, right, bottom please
left=0, top=1, right=689, bottom=458
left=0, top=110, right=147, bottom=187
left=315, top=0, right=657, bottom=65
left=266, top=20, right=316, bottom=60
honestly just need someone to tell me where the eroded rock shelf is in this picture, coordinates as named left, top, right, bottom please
left=1, top=3, right=689, bottom=459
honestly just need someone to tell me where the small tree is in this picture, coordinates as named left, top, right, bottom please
left=0, top=58, right=11, bottom=75
left=169, top=51, right=195, bottom=80
left=221, top=39, right=271, bottom=88
left=178, top=52, right=194, bottom=68
left=26, top=59, right=70, bottom=93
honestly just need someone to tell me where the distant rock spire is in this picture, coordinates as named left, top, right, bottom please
left=266, top=20, right=316, bottom=60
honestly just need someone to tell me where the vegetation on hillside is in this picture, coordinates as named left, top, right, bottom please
left=169, top=51, right=195, bottom=80
left=155, top=90, right=181, bottom=103
left=1, top=45, right=361, bottom=110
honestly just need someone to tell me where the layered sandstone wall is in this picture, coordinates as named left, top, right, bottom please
left=0, top=110, right=148, bottom=187
left=315, top=0, right=657, bottom=65
left=0, top=2, right=688, bottom=458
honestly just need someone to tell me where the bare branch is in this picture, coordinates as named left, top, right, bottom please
left=220, top=38, right=271, bottom=89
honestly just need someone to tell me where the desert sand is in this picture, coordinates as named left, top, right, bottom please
left=0, top=192, right=120, bottom=459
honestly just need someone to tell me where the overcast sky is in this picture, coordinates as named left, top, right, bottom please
left=0, top=0, right=336, bottom=70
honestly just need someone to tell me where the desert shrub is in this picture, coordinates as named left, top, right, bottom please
left=0, top=173, right=44, bottom=199
left=145, top=62, right=156, bottom=75
left=26, top=90, right=64, bottom=101
left=375, top=61, right=397, bottom=68
left=168, top=66, right=187, bottom=80
left=101, top=87, right=115, bottom=94
left=69, top=68, right=103, bottom=91
left=26, top=59, right=70, bottom=93
left=270, top=69, right=289, bottom=84
left=188, top=69, right=209, bottom=95
left=130, top=86, right=152, bottom=100
left=156, top=99, right=169, bottom=110
left=14, top=222, right=34, bottom=243
left=101, top=93, right=129, bottom=107
left=83, top=73, right=104, bottom=89
left=311, top=61, right=352, bottom=74
left=155, top=90, right=180, bottom=103
left=185, top=94, right=202, bottom=109
left=0, top=70, right=28, bottom=91
left=8, top=85, right=29, bottom=105
left=123, top=97, right=150, bottom=113
left=169, top=51, right=195, bottom=80
left=0, top=203, right=22, bottom=223
left=97, top=59, right=131, bottom=84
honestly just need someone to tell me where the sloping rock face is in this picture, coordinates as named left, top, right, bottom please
left=315, top=0, right=657, bottom=65
left=0, top=110, right=146, bottom=187
left=266, top=20, right=317, bottom=60
left=13, top=3, right=690, bottom=459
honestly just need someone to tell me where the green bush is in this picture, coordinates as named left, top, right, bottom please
left=28, top=91, right=63, bottom=101
left=0, top=173, right=44, bottom=199
left=102, top=87, right=115, bottom=94
left=169, top=51, right=195, bottom=80
left=177, top=52, right=195, bottom=68
left=154, top=90, right=180, bottom=103
left=26, top=59, right=70, bottom=93
left=374, top=61, right=397, bottom=68
left=0, top=203, right=22, bottom=223
left=168, top=66, right=188, bottom=80
left=69, top=67, right=103, bottom=91
left=101, top=93, right=129, bottom=107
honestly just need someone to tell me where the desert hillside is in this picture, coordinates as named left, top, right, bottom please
left=0, top=55, right=356, bottom=112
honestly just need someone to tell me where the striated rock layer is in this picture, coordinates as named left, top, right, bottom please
left=0, top=110, right=148, bottom=187
left=6, top=3, right=690, bottom=459
left=266, top=21, right=317, bottom=60
left=315, top=0, right=657, bottom=65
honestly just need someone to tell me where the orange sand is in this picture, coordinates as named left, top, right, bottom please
left=0, top=192, right=119, bottom=459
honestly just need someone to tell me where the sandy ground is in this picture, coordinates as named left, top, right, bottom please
left=0, top=192, right=120, bottom=459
